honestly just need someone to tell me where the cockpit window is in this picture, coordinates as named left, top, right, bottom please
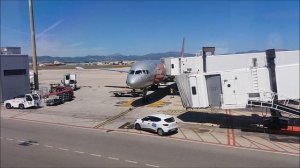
left=129, top=70, right=134, bottom=74
left=135, top=70, right=142, bottom=74
left=142, top=70, right=149, bottom=74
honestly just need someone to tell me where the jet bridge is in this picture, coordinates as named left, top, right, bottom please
left=248, top=94, right=300, bottom=129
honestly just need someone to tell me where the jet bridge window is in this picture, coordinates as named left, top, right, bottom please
left=129, top=70, right=135, bottom=74
left=191, top=86, right=197, bottom=95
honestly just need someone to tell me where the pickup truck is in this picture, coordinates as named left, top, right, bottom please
left=4, top=93, right=41, bottom=109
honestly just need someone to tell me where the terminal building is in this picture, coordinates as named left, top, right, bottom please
left=0, top=47, right=30, bottom=102
left=162, top=49, right=299, bottom=107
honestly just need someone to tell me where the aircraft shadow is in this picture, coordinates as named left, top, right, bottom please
left=178, top=111, right=263, bottom=128
left=131, top=83, right=178, bottom=107
left=177, top=111, right=300, bottom=137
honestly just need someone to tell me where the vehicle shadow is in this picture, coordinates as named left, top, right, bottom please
left=138, top=128, right=178, bottom=136
left=131, top=83, right=178, bottom=107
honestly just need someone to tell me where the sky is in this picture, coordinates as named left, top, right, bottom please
left=1, top=0, right=299, bottom=57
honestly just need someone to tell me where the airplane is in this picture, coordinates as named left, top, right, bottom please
left=76, top=38, right=185, bottom=102
left=125, top=60, right=166, bottom=101
left=126, top=37, right=185, bottom=100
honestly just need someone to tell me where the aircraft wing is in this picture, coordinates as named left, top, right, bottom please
left=75, top=67, right=129, bottom=73
left=98, top=68, right=129, bottom=73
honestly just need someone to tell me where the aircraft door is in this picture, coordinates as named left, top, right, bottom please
left=222, top=78, right=237, bottom=105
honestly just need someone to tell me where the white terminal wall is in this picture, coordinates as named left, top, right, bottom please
left=220, top=68, right=272, bottom=109
left=0, top=54, right=30, bottom=102
left=164, top=50, right=299, bottom=100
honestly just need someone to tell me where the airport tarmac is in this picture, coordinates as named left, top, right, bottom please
left=1, top=68, right=299, bottom=155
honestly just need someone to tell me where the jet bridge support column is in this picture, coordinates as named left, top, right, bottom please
left=202, top=47, right=215, bottom=73
left=265, top=49, right=287, bottom=129
left=266, top=49, right=280, bottom=116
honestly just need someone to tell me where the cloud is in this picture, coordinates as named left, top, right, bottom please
left=35, top=35, right=104, bottom=56
left=36, top=19, right=64, bottom=39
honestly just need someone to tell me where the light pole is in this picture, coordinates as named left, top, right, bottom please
left=28, top=0, right=39, bottom=90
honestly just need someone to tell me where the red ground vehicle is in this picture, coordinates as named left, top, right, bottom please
left=47, top=84, right=74, bottom=102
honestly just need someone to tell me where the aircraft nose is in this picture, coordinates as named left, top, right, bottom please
left=126, top=77, right=136, bottom=88
left=126, top=76, right=143, bottom=88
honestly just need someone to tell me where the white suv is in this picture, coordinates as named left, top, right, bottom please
left=134, top=114, right=178, bottom=136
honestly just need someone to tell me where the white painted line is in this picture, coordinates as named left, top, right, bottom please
left=6, top=138, right=14, bottom=141
left=74, top=151, right=85, bottom=154
left=125, top=160, right=138, bottom=164
left=145, top=164, right=160, bottom=167
left=32, top=143, right=40, bottom=146
left=17, top=140, right=25, bottom=143
left=90, top=154, right=102, bottom=157
left=58, top=148, right=69, bottom=151
left=44, top=145, right=53, bottom=148
left=107, top=157, right=119, bottom=160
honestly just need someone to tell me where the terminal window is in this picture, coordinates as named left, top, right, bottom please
left=4, top=69, right=26, bottom=76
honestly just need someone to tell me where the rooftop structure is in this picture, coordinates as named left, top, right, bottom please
left=0, top=47, right=21, bottom=55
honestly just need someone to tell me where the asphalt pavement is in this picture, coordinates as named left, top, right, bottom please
left=1, top=118, right=299, bottom=168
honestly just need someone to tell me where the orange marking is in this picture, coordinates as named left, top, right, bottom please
left=225, top=109, right=231, bottom=145
left=229, top=110, right=236, bottom=146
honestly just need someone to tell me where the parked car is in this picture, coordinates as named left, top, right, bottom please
left=134, top=114, right=178, bottom=136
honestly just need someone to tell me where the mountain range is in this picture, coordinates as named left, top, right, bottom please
left=30, top=49, right=290, bottom=63
left=31, top=52, right=194, bottom=63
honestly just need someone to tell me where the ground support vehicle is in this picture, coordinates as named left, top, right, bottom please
left=61, top=74, right=77, bottom=90
left=134, top=114, right=178, bottom=136
left=110, top=89, right=143, bottom=97
left=4, top=93, right=41, bottom=109
left=45, top=95, right=64, bottom=106
left=46, top=84, right=74, bottom=102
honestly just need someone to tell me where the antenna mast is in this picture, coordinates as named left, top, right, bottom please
left=28, top=0, right=39, bottom=90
